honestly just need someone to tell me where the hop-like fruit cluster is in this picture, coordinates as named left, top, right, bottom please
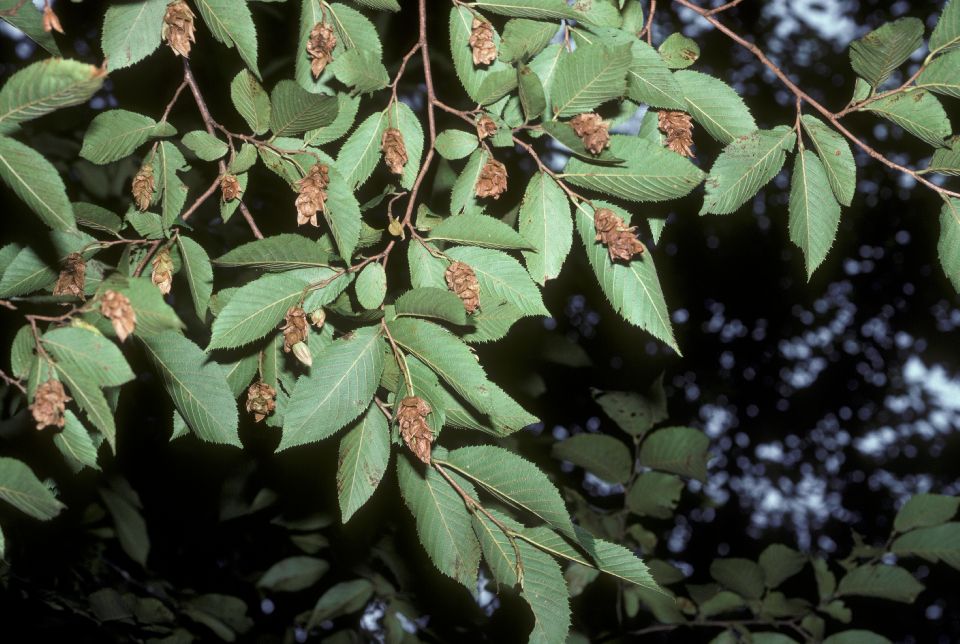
left=381, top=127, right=408, bottom=175
left=101, top=290, right=137, bottom=342
left=475, top=158, right=507, bottom=199
left=295, top=163, right=330, bottom=227
left=280, top=306, right=309, bottom=353
left=570, top=113, right=610, bottom=155
left=476, top=115, right=497, bottom=140
left=658, top=110, right=695, bottom=158
left=53, top=253, right=86, bottom=299
left=162, top=0, right=196, bottom=58
left=151, top=249, right=174, bottom=296
left=397, top=396, right=434, bottom=464
left=220, top=174, right=242, bottom=201
left=468, top=17, right=497, bottom=66
left=30, top=379, right=70, bottom=430
left=594, top=208, right=644, bottom=263
left=445, top=261, right=480, bottom=314
left=132, top=163, right=155, bottom=211
left=307, top=21, right=337, bottom=79
left=42, top=5, right=63, bottom=34
left=245, top=381, right=277, bottom=423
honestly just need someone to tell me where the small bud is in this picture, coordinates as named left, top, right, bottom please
left=291, top=341, right=313, bottom=367
left=387, top=216, right=404, bottom=238
left=162, top=0, right=196, bottom=58
left=295, top=163, right=329, bottom=227
left=306, top=21, right=337, bottom=79
left=381, top=127, right=408, bottom=175
left=30, top=379, right=70, bottom=430
left=309, top=308, right=327, bottom=328
left=475, top=158, right=508, bottom=199
left=151, top=249, right=174, bottom=295
left=42, top=5, right=64, bottom=34
left=468, top=17, right=497, bottom=66
left=53, top=253, right=86, bottom=299
left=220, top=173, right=242, bottom=201
left=131, top=163, right=155, bottom=211
left=100, top=289, right=137, bottom=342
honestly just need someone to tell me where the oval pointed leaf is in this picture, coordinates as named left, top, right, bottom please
left=789, top=150, right=842, bottom=278
left=0, top=457, right=65, bottom=520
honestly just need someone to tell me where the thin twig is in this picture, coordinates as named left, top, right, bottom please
left=0, top=368, right=27, bottom=394
left=704, top=0, right=745, bottom=16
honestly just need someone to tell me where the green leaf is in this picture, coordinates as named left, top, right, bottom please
left=279, top=327, right=386, bottom=450
left=154, top=141, right=189, bottom=229
left=0, top=136, right=75, bottom=230
left=387, top=100, right=424, bottom=191
left=54, top=411, right=101, bottom=473
left=930, top=0, right=960, bottom=56
left=41, top=327, right=134, bottom=387
left=849, top=18, right=924, bottom=88
left=125, top=209, right=165, bottom=240
left=625, top=471, right=682, bottom=518
left=891, top=522, right=960, bottom=571
left=540, top=120, right=624, bottom=164
left=895, top=494, right=960, bottom=532
left=337, top=110, right=387, bottom=189
left=257, top=557, right=329, bottom=592
left=528, top=44, right=565, bottom=117
left=518, top=65, right=547, bottom=121
left=472, top=509, right=521, bottom=587
left=938, top=198, right=960, bottom=291
left=0, top=246, right=55, bottom=297
left=837, top=565, right=924, bottom=603
left=627, top=40, right=685, bottom=109
left=519, top=172, right=573, bottom=285
left=0, top=0, right=60, bottom=56
left=0, top=59, right=105, bottom=134
left=466, top=0, right=574, bottom=19
left=449, top=6, right=515, bottom=105
left=101, top=0, right=168, bottom=72
left=53, top=360, right=117, bottom=449
left=429, top=214, right=532, bottom=251
left=563, top=135, right=704, bottom=202
left=592, top=379, right=668, bottom=438
left=441, top=445, right=576, bottom=539
left=447, top=246, right=548, bottom=317
left=800, top=115, right=856, bottom=206
left=386, top=317, right=493, bottom=414
left=552, top=434, right=632, bottom=484
left=550, top=43, right=631, bottom=118
left=658, top=33, right=700, bottom=69
left=317, top=161, right=362, bottom=260
left=208, top=270, right=341, bottom=350
left=99, top=485, right=149, bottom=567
left=80, top=110, right=174, bottom=165
left=104, top=276, right=184, bottom=338
left=355, top=262, right=386, bottom=310
left=349, top=0, right=400, bottom=10
left=639, top=425, right=709, bottom=482
left=916, top=49, right=960, bottom=99
left=436, top=129, right=479, bottom=160
left=759, top=544, right=806, bottom=588
left=394, top=288, right=468, bottom=326
left=221, top=353, right=258, bottom=398
left=10, top=324, right=33, bottom=379
left=451, top=148, right=488, bottom=216
left=230, top=70, right=271, bottom=135
left=330, top=49, right=390, bottom=94
left=194, top=0, right=260, bottom=78
left=214, top=234, right=333, bottom=271
left=177, top=236, right=214, bottom=320
left=518, top=539, right=572, bottom=644
left=304, top=579, right=374, bottom=628
left=823, top=632, right=892, bottom=644
left=864, top=90, right=952, bottom=147
left=397, top=456, right=481, bottom=588
left=337, top=406, right=391, bottom=522
left=575, top=201, right=678, bottom=351
left=304, top=94, right=360, bottom=146
left=710, top=558, right=765, bottom=600
left=269, top=80, right=339, bottom=136
left=74, top=202, right=123, bottom=235
left=674, top=70, right=756, bottom=143
left=928, top=136, right=960, bottom=175
left=701, top=126, right=796, bottom=215
left=181, top=130, right=228, bottom=161
left=141, top=332, right=240, bottom=446
left=0, top=457, right=65, bottom=520
left=500, top=19, right=558, bottom=63
left=789, top=149, right=842, bottom=278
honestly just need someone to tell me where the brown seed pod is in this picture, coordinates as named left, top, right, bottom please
left=295, top=163, right=330, bottom=227
left=220, top=174, right=242, bottom=201
left=280, top=306, right=309, bottom=353
left=53, top=253, right=86, bottom=299
left=468, top=17, right=497, bottom=66
left=131, top=163, right=155, bottom=211
left=658, top=110, right=695, bottom=158
left=594, top=208, right=644, bottom=262
left=151, top=249, right=174, bottom=296
left=30, top=379, right=70, bottom=430
left=397, top=396, right=434, bottom=464
left=245, top=381, right=277, bottom=422
left=162, top=0, right=196, bottom=58
left=570, top=113, right=610, bottom=155
left=306, top=21, right=337, bottom=79
left=476, top=115, right=497, bottom=140
left=475, top=158, right=507, bottom=199
left=100, top=289, right=137, bottom=342
left=445, top=261, right=481, bottom=314
left=381, top=127, right=408, bottom=175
